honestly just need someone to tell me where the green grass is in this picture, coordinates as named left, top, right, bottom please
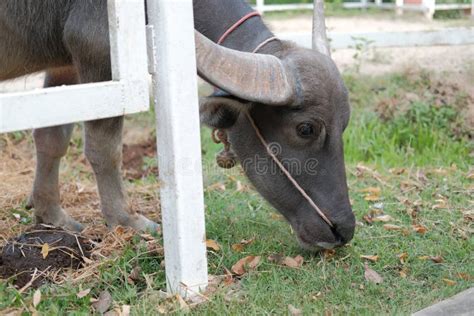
left=1, top=70, right=472, bottom=315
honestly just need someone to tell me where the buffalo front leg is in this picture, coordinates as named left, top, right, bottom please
left=29, top=68, right=84, bottom=231
left=31, top=124, right=84, bottom=231
left=84, top=117, right=158, bottom=231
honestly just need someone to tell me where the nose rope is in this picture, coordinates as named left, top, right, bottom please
left=244, top=111, right=334, bottom=228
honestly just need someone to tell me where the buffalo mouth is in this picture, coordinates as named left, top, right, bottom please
left=291, top=209, right=354, bottom=252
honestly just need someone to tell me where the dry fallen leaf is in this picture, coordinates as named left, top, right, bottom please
left=362, top=187, right=381, bottom=201
left=456, top=273, right=472, bottom=281
left=429, top=256, right=444, bottom=264
left=231, top=256, right=261, bottom=275
left=276, top=255, right=305, bottom=268
left=412, top=224, right=428, bottom=234
left=288, top=304, right=303, bottom=316
left=207, top=182, right=226, bottom=192
left=442, top=278, right=456, bottom=286
left=33, top=289, right=41, bottom=308
left=206, top=239, right=221, bottom=252
left=322, top=249, right=336, bottom=259
left=432, top=199, right=448, bottom=210
left=399, top=267, right=408, bottom=278
left=41, top=243, right=50, bottom=259
left=92, top=290, right=112, bottom=314
left=231, top=243, right=244, bottom=252
left=372, top=215, right=393, bottom=223
left=76, top=288, right=91, bottom=299
left=398, top=253, right=408, bottom=264
left=360, top=255, right=379, bottom=262
left=364, top=263, right=383, bottom=284
left=231, top=238, right=255, bottom=252
left=383, top=224, right=403, bottom=231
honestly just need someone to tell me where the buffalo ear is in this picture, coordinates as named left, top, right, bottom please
left=199, top=96, right=244, bottom=129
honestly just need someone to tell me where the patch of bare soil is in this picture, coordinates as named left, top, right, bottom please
left=0, top=132, right=161, bottom=286
left=122, top=139, right=158, bottom=180
left=0, top=224, right=93, bottom=289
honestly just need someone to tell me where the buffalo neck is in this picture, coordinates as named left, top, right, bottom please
left=193, top=0, right=283, bottom=54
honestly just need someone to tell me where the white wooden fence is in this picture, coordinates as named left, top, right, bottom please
left=0, top=0, right=208, bottom=297
left=280, top=27, right=474, bottom=49
left=343, top=0, right=474, bottom=19
left=254, top=0, right=474, bottom=19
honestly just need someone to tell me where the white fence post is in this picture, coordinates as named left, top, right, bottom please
left=256, top=0, right=265, bottom=14
left=423, top=0, right=436, bottom=19
left=396, top=0, right=404, bottom=15
left=146, top=0, right=208, bottom=297
left=375, top=0, right=383, bottom=7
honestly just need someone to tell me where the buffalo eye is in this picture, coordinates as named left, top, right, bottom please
left=297, top=122, right=316, bottom=138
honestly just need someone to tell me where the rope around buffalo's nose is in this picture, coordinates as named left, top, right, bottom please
left=244, top=111, right=334, bottom=228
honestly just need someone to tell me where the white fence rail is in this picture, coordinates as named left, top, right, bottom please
left=0, top=0, right=208, bottom=297
left=343, top=0, right=473, bottom=19
left=280, top=27, right=474, bottom=49
left=254, top=0, right=474, bottom=19
left=0, top=0, right=150, bottom=133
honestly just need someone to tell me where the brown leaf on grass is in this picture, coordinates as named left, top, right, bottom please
left=33, top=289, right=41, bottom=308
left=76, top=288, right=91, bottom=299
left=372, top=215, right=393, bottom=222
left=231, top=256, right=261, bottom=275
left=41, top=243, right=49, bottom=259
left=269, top=254, right=304, bottom=268
left=280, top=255, right=301, bottom=267
left=361, top=187, right=381, bottom=201
left=412, top=224, right=428, bottom=234
left=207, top=182, right=226, bottom=192
left=390, top=168, right=406, bottom=175
left=363, top=215, right=373, bottom=224
left=364, top=194, right=380, bottom=202
left=288, top=304, right=303, bottom=316
left=92, top=290, right=112, bottom=314
left=206, top=239, right=221, bottom=252
left=322, top=249, right=336, bottom=260
left=0, top=309, right=24, bottom=316
left=383, top=224, right=403, bottom=231
left=398, top=253, right=408, bottom=264
left=456, top=273, right=472, bottom=281
left=399, top=267, right=408, bottom=278
left=429, top=256, right=444, bottom=263
left=364, top=263, right=383, bottom=284
left=127, top=266, right=141, bottom=285
left=442, top=278, right=457, bottom=286
left=231, top=238, right=255, bottom=252
left=236, top=181, right=251, bottom=193
left=360, top=255, right=379, bottom=262
left=432, top=199, right=448, bottom=210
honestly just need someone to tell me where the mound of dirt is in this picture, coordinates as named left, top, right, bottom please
left=122, top=139, right=159, bottom=180
left=0, top=224, right=93, bottom=289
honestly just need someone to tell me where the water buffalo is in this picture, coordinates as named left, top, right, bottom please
left=0, top=0, right=355, bottom=250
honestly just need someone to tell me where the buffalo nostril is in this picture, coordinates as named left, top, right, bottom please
left=331, top=212, right=356, bottom=244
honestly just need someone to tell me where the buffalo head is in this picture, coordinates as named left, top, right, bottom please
left=196, top=1, right=355, bottom=251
